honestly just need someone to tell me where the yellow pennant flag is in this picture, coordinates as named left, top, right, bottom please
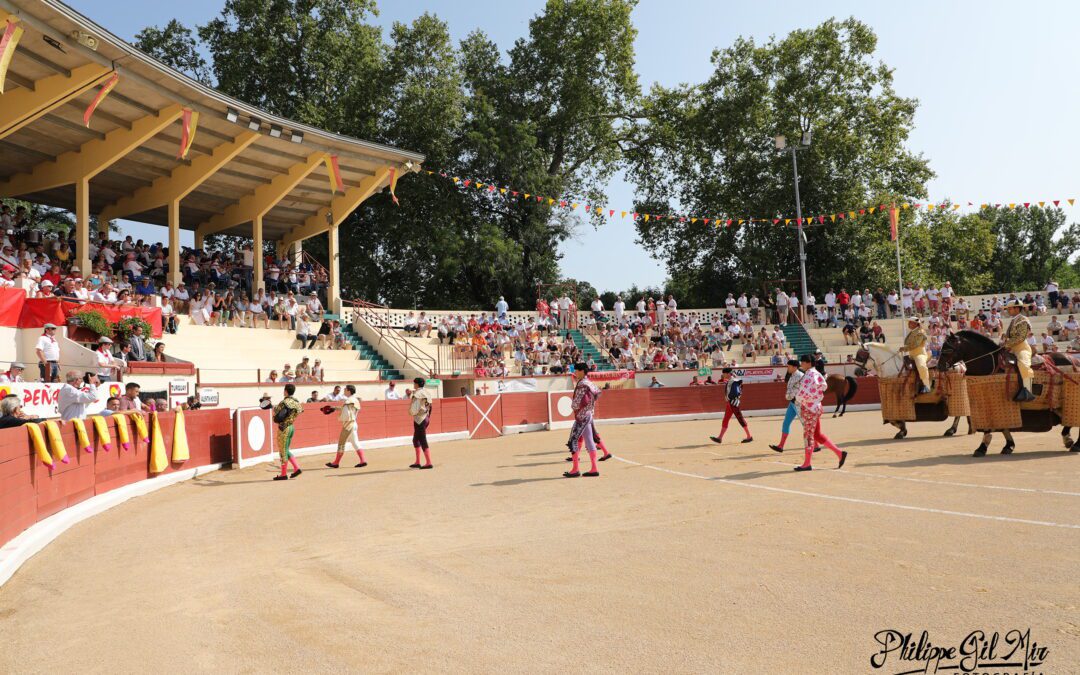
left=499, top=188, right=506, bottom=194
left=1069, top=199, right=1075, bottom=206
left=849, top=211, right=856, bottom=218
left=548, top=198, right=554, bottom=205
left=869, top=206, right=876, bottom=214
left=952, top=204, right=960, bottom=210
left=571, top=203, right=578, bottom=209
left=784, top=219, right=791, bottom=225
left=902, top=203, right=910, bottom=209
left=172, top=409, right=190, bottom=463
left=644, top=214, right=650, bottom=222
left=620, top=211, right=626, bottom=218
left=830, top=215, right=836, bottom=222
left=738, top=219, right=744, bottom=225
left=927, top=204, right=935, bottom=210
left=323, top=155, right=344, bottom=193
left=524, top=193, right=530, bottom=199
left=1039, top=201, right=1045, bottom=207
left=1008, top=203, right=1016, bottom=209
left=476, top=182, right=484, bottom=189
left=596, top=207, right=602, bottom=214
left=452, top=177, right=460, bottom=183
left=690, top=218, right=697, bottom=224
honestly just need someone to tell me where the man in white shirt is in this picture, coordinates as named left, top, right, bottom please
left=95, top=337, right=121, bottom=382
left=384, top=381, right=402, bottom=400
left=58, top=370, right=100, bottom=421
left=667, top=295, right=678, bottom=312
left=590, top=297, right=605, bottom=321
left=558, top=295, right=571, bottom=330
left=306, top=291, right=323, bottom=317
left=635, top=297, right=646, bottom=317
left=495, top=296, right=509, bottom=320
left=824, top=289, right=837, bottom=322
left=613, top=296, right=625, bottom=322
left=775, top=289, right=790, bottom=325
left=35, top=323, right=61, bottom=383
left=656, top=297, right=667, bottom=328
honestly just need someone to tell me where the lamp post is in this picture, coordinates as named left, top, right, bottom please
left=775, top=131, right=811, bottom=323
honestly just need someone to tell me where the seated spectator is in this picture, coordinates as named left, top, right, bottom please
left=306, top=390, right=321, bottom=403
left=317, top=318, right=333, bottom=348
left=311, top=359, right=324, bottom=382
left=403, top=312, right=419, bottom=334
left=842, top=320, right=858, bottom=346
left=161, top=298, right=178, bottom=334
left=265, top=370, right=280, bottom=383
left=119, top=382, right=148, bottom=412
left=151, top=342, right=167, bottom=363
left=0, top=395, right=44, bottom=428
left=1065, top=315, right=1079, bottom=342
left=296, top=316, right=317, bottom=349
left=1049, top=314, right=1063, bottom=338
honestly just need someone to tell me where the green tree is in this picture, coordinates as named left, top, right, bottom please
left=627, top=18, right=934, bottom=306
left=134, top=19, right=212, bottom=84
left=985, top=206, right=1080, bottom=292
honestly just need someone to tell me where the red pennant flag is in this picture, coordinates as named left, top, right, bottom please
left=176, top=108, right=200, bottom=159
left=772, top=218, right=779, bottom=225
left=679, top=217, right=685, bottom=223
left=914, top=203, right=922, bottom=209
left=838, top=213, right=845, bottom=220
left=725, top=219, right=732, bottom=226
left=609, top=210, right=614, bottom=217
left=463, top=180, right=471, bottom=187
left=559, top=200, right=567, bottom=207
left=585, top=205, right=591, bottom=212
left=1024, top=202, right=1030, bottom=208
left=536, top=195, right=542, bottom=202
left=703, top=219, right=710, bottom=225
left=0, top=19, right=25, bottom=93
left=511, top=191, right=518, bottom=197
left=889, top=204, right=899, bottom=241
left=858, top=209, right=866, bottom=215
left=632, top=212, right=638, bottom=220
left=818, top=216, right=824, bottom=224
left=1054, top=200, right=1060, bottom=207
left=488, top=184, right=495, bottom=192
left=83, top=72, right=120, bottom=127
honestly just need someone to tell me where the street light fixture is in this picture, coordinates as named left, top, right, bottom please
left=775, top=131, right=810, bottom=322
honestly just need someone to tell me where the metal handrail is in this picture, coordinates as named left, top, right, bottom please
left=343, top=298, right=438, bottom=376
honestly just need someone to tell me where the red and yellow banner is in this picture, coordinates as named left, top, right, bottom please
left=0, top=18, right=24, bottom=93
left=388, top=167, right=400, bottom=206
left=83, top=72, right=119, bottom=127
left=176, top=108, right=199, bottom=159
left=324, top=154, right=344, bottom=193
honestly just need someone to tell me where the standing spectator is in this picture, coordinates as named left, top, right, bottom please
left=35, top=323, right=60, bottom=383
left=58, top=371, right=100, bottom=421
left=127, top=323, right=148, bottom=362
left=824, top=289, right=837, bottom=323
left=1046, top=279, right=1060, bottom=310
left=873, top=287, right=887, bottom=319
left=95, top=337, right=120, bottom=382
left=613, top=295, right=625, bottom=323
left=496, top=295, right=509, bottom=321
left=774, top=288, right=789, bottom=325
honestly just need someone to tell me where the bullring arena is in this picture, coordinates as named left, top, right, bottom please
left=0, top=1, right=1078, bottom=673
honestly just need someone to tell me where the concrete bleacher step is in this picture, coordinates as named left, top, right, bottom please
left=566, top=329, right=616, bottom=370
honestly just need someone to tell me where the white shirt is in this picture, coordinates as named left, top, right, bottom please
left=737, top=295, right=748, bottom=308
left=776, top=292, right=788, bottom=307
left=824, top=292, right=836, bottom=308
left=667, top=298, right=677, bottom=311
left=1046, top=282, right=1058, bottom=294
left=36, top=334, right=59, bottom=361
left=636, top=300, right=646, bottom=313
left=613, top=300, right=625, bottom=318
left=58, top=383, right=99, bottom=421
left=0, top=372, right=23, bottom=383
left=590, top=299, right=603, bottom=312
left=96, top=348, right=116, bottom=377
left=384, top=386, right=402, bottom=400
left=941, top=286, right=953, bottom=299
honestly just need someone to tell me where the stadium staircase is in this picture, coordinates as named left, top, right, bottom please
left=781, top=321, right=818, bottom=357
left=564, top=328, right=616, bottom=371
left=338, top=319, right=403, bottom=380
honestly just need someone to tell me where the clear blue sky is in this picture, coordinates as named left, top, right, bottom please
left=69, top=0, right=1080, bottom=295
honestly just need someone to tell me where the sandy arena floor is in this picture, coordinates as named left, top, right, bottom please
left=0, top=410, right=1077, bottom=674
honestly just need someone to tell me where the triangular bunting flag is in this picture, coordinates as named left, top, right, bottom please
left=464, top=180, right=471, bottom=187
left=784, top=219, right=791, bottom=225
left=772, top=218, right=779, bottom=225
left=1053, top=200, right=1060, bottom=207
left=621, top=211, right=627, bottom=218
left=829, top=215, right=836, bottom=222
left=868, top=206, right=876, bottom=214
left=1069, top=199, right=1075, bottom=206
left=703, top=218, right=709, bottom=225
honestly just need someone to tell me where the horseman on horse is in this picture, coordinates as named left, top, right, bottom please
left=1003, top=298, right=1036, bottom=402
left=898, top=316, right=931, bottom=397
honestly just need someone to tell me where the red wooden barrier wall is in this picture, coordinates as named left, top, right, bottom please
left=0, top=379, right=881, bottom=554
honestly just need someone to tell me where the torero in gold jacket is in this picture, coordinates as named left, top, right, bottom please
left=901, top=318, right=931, bottom=396
left=1002, top=300, right=1035, bottom=402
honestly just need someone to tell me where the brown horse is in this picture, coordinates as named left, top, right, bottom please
left=825, top=373, right=859, bottom=417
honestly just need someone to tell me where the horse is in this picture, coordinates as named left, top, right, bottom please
left=825, top=372, right=859, bottom=417
left=937, top=330, right=1080, bottom=456
left=854, top=342, right=971, bottom=439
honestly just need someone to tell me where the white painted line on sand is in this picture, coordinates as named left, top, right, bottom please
left=612, top=456, right=1080, bottom=530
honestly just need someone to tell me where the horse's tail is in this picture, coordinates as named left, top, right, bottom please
left=843, top=375, right=859, bottom=403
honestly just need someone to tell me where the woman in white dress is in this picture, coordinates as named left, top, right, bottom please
left=190, top=291, right=212, bottom=325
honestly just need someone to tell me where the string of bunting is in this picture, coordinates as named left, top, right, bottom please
left=422, top=169, right=1075, bottom=228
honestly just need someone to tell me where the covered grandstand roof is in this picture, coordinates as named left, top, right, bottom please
left=0, top=0, right=424, bottom=243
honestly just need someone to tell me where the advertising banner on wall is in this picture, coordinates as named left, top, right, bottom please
left=0, top=381, right=122, bottom=419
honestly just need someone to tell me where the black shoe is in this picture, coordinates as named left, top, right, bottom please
left=598, top=453, right=612, bottom=461
left=325, top=462, right=339, bottom=469
left=563, top=471, right=580, bottom=478
left=709, top=436, right=722, bottom=444
left=838, top=451, right=848, bottom=469
left=409, top=463, right=422, bottom=468
left=354, top=462, right=367, bottom=468
left=793, top=465, right=813, bottom=472
left=420, top=464, right=433, bottom=470
left=583, top=471, right=599, bottom=477
left=813, top=446, right=821, bottom=453
left=273, top=475, right=289, bottom=481
left=290, top=469, right=302, bottom=479
left=769, top=444, right=784, bottom=453
left=565, top=456, right=574, bottom=462
left=1013, top=387, right=1036, bottom=403
left=741, top=437, right=753, bottom=443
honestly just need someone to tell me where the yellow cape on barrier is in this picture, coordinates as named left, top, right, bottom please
left=44, top=420, right=68, bottom=465
left=148, top=412, right=168, bottom=474
left=130, top=412, right=149, bottom=445
left=72, top=418, right=91, bottom=454
left=91, top=415, right=112, bottom=451
left=26, top=422, right=51, bottom=468
left=114, top=413, right=131, bottom=450
left=171, top=409, right=189, bottom=463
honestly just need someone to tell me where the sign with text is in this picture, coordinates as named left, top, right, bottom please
left=0, top=381, right=121, bottom=418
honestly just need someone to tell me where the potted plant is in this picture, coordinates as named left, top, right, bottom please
left=69, top=309, right=112, bottom=338
left=115, top=316, right=152, bottom=341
